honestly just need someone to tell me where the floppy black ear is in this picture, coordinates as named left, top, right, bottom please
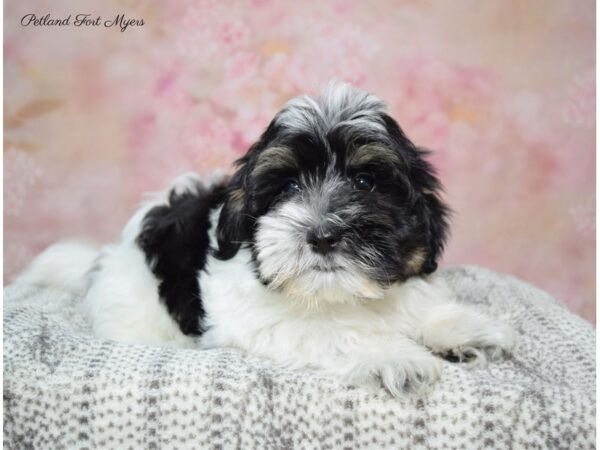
left=214, top=120, right=282, bottom=260
left=379, top=114, right=450, bottom=275
left=214, top=157, right=252, bottom=260
left=412, top=149, right=450, bottom=274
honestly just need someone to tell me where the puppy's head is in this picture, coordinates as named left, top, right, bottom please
left=216, top=82, right=449, bottom=306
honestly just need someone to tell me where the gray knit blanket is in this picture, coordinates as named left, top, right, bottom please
left=3, top=266, right=596, bottom=449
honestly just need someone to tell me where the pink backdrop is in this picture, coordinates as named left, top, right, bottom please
left=4, top=0, right=595, bottom=322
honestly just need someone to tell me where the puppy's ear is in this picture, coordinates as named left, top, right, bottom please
left=215, top=120, right=281, bottom=260
left=412, top=149, right=450, bottom=274
left=214, top=158, right=252, bottom=260
left=380, top=114, right=450, bottom=275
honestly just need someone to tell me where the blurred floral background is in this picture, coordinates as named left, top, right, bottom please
left=4, top=0, right=595, bottom=322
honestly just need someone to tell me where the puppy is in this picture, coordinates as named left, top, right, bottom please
left=19, top=82, right=514, bottom=396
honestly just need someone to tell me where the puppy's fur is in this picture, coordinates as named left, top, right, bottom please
left=19, top=82, right=514, bottom=396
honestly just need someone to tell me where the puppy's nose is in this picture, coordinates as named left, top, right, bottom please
left=307, top=228, right=341, bottom=255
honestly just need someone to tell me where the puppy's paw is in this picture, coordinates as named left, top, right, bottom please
left=438, top=345, right=503, bottom=367
left=421, top=303, right=515, bottom=368
left=379, top=355, right=443, bottom=396
left=432, top=320, right=515, bottom=368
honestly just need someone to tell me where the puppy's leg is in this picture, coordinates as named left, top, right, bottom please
left=393, top=276, right=515, bottom=367
left=418, top=302, right=515, bottom=366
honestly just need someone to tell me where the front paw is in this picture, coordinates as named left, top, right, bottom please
left=432, top=321, right=515, bottom=367
left=379, top=355, right=443, bottom=396
left=421, top=303, right=516, bottom=368
left=438, top=344, right=507, bottom=366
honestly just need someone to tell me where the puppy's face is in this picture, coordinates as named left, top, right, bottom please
left=216, top=83, right=449, bottom=306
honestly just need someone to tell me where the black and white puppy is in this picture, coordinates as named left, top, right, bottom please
left=20, top=82, right=514, bottom=396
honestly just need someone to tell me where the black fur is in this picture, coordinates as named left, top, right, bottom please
left=215, top=110, right=450, bottom=285
left=379, top=114, right=450, bottom=274
left=214, top=121, right=283, bottom=260
left=138, top=87, right=450, bottom=335
left=136, top=181, right=226, bottom=335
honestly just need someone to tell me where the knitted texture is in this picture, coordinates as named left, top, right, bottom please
left=3, top=267, right=596, bottom=449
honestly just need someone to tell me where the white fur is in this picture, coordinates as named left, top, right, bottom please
left=199, top=245, right=514, bottom=395
left=82, top=242, right=195, bottom=348
left=16, top=241, right=99, bottom=293
left=20, top=170, right=515, bottom=394
left=19, top=174, right=208, bottom=349
left=81, top=172, right=208, bottom=348
left=21, top=239, right=194, bottom=348
left=276, top=80, right=388, bottom=137
left=18, top=81, right=515, bottom=394
left=255, top=191, right=381, bottom=305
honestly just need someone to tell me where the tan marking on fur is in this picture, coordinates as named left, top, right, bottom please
left=406, top=247, right=426, bottom=273
left=358, top=278, right=384, bottom=299
left=347, top=144, right=401, bottom=167
left=251, top=146, right=298, bottom=179
left=229, top=188, right=245, bottom=203
left=280, top=274, right=383, bottom=311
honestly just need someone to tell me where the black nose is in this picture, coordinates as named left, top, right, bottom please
left=307, top=228, right=341, bottom=255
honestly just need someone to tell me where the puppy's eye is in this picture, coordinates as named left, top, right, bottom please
left=283, top=179, right=301, bottom=194
left=353, top=173, right=375, bottom=191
